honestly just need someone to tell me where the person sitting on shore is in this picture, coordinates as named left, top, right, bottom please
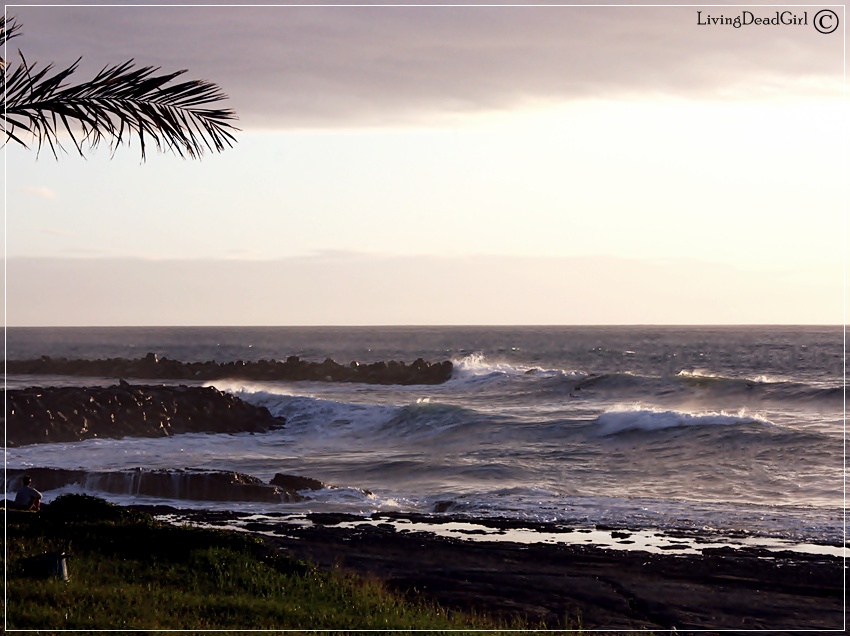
left=13, top=475, right=42, bottom=511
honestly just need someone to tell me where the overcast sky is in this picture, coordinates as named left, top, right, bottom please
left=4, top=2, right=846, bottom=326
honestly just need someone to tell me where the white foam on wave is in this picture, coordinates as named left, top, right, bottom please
left=235, top=387, right=395, bottom=434
left=676, top=369, right=786, bottom=385
left=205, top=379, right=304, bottom=399
left=204, top=380, right=381, bottom=428
left=595, top=406, right=773, bottom=436
left=450, top=353, right=584, bottom=385
left=675, top=369, right=723, bottom=380
left=220, top=384, right=479, bottom=446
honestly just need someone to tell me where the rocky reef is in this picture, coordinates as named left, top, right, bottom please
left=4, top=383, right=285, bottom=447
left=7, top=354, right=454, bottom=385
left=4, top=468, right=331, bottom=504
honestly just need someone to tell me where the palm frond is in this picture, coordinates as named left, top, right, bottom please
left=1, top=15, right=23, bottom=70
left=1, top=16, right=238, bottom=159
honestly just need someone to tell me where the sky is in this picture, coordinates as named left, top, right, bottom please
left=3, top=1, right=846, bottom=326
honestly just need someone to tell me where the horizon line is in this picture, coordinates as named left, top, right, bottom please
left=5, top=323, right=845, bottom=329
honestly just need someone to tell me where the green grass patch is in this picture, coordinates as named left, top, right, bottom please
left=4, top=494, right=538, bottom=631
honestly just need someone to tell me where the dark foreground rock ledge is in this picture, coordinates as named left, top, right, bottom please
left=4, top=384, right=285, bottom=447
left=156, top=508, right=844, bottom=631
left=8, top=354, right=454, bottom=385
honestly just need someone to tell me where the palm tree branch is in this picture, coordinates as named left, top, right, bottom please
left=3, top=49, right=238, bottom=159
left=0, top=15, right=22, bottom=69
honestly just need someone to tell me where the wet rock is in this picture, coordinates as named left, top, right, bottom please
left=4, top=384, right=285, bottom=447
left=306, top=512, right=365, bottom=525
left=432, top=500, right=455, bottom=513
left=5, top=467, right=296, bottom=504
left=270, top=474, right=326, bottom=492
left=4, top=468, right=88, bottom=493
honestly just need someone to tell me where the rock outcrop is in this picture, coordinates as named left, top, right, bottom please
left=4, top=468, right=315, bottom=503
left=4, top=383, right=285, bottom=447
left=269, top=473, right=326, bottom=492
left=7, top=354, right=454, bottom=385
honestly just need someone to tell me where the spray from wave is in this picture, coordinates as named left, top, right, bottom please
left=450, top=353, right=584, bottom=385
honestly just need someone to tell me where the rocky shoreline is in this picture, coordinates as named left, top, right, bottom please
left=131, top=506, right=845, bottom=631
left=5, top=459, right=843, bottom=630
left=4, top=383, right=285, bottom=447
left=7, top=354, right=454, bottom=385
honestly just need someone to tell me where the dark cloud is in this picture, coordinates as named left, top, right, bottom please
left=8, top=3, right=843, bottom=129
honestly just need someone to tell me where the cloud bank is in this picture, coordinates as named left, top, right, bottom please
left=9, top=4, right=843, bottom=129
left=7, top=254, right=839, bottom=326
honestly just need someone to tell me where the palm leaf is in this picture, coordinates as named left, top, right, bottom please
left=1, top=15, right=22, bottom=69
left=1, top=16, right=238, bottom=159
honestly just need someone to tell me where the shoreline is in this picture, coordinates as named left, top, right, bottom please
left=148, top=507, right=847, bottom=557
left=7, top=464, right=844, bottom=551
left=132, top=505, right=845, bottom=631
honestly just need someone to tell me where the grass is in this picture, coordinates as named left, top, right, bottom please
left=4, top=494, right=539, bottom=632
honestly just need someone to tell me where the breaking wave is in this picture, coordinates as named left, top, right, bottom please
left=225, top=385, right=489, bottom=443
left=449, top=353, right=585, bottom=386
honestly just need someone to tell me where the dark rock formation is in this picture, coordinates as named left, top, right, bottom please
left=269, top=473, right=326, bottom=492
left=4, top=468, right=305, bottom=503
left=7, top=354, right=454, bottom=385
left=4, top=469, right=374, bottom=507
left=4, top=384, right=285, bottom=447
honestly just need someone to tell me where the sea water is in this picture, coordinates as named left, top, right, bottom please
left=4, top=326, right=845, bottom=545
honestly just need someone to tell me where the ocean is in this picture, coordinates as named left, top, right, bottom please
left=4, top=325, right=845, bottom=547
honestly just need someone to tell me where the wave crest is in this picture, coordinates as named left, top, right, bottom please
left=594, top=407, right=772, bottom=436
